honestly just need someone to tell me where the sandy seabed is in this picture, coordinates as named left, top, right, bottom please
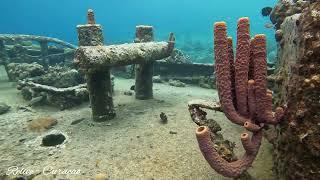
left=0, top=67, right=274, bottom=180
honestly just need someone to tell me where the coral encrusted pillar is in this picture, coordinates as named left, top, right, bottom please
left=0, top=40, right=4, bottom=52
left=39, top=40, right=49, bottom=69
left=76, top=9, right=115, bottom=121
left=134, top=25, right=154, bottom=100
left=0, top=39, right=10, bottom=79
left=272, top=3, right=320, bottom=179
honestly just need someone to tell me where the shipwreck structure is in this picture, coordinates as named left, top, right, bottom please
left=75, top=9, right=175, bottom=121
left=188, top=18, right=284, bottom=178
left=270, top=1, right=320, bottom=179
left=0, top=34, right=76, bottom=70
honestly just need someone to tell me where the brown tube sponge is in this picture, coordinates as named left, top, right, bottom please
left=214, top=22, right=249, bottom=125
left=196, top=126, right=262, bottom=178
left=235, top=17, right=251, bottom=116
left=244, top=121, right=261, bottom=132
left=192, top=17, right=285, bottom=178
left=251, top=34, right=284, bottom=124
left=247, top=79, right=256, bottom=119
left=227, top=37, right=237, bottom=107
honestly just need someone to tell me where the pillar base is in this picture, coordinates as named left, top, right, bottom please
left=87, top=69, right=116, bottom=122
left=135, top=62, right=153, bottom=100
left=92, top=113, right=116, bottom=122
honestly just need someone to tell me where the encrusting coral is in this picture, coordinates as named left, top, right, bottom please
left=191, top=17, right=285, bottom=178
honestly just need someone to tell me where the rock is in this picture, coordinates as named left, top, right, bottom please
left=199, top=75, right=216, bottom=89
left=0, top=102, right=10, bottom=115
left=168, top=79, right=186, bottom=87
left=159, top=112, right=168, bottom=124
left=152, top=75, right=162, bottom=83
left=169, top=131, right=177, bottom=134
left=42, top=132, right=66, bottom=146
left=70, top=118, right=85, bottom=125
left=200, top=83, right=212, bottom=89
left=16, top=105, right=33, bottom=112
left=9, top=176, right=28, bottom=180
left=94, top=173, right=107, bottom=180
left=19, top=138, right=27, bottom=142
left=28, top=95, right=45, bottom=106
left=124, top=90, right=133, bottom=96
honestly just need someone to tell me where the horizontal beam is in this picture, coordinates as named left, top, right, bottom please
left=75, top=41, right=173, bottom=70
left=154, top=60, right=214, bottom=77
left=18, top=81, right=87, bottom=93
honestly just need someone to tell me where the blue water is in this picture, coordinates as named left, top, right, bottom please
left=0, top=0, right=277, bottom=63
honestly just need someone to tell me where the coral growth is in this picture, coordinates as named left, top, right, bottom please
left=190, top=18, right=284, bottom=178
left=0, top=34, right=76, bottom=69
left=163, top=49, right=193, bottom=64
left=14, top=64, right=88, bottom=109
left=6, top=62, right=45, bottom=81
left=27, top=117, right=58, bottom=132
left=272, top=2, right=320, bottom=179
left=270, top=0, right=308, bottom=29
left=30, top=65, right=85, bottom=88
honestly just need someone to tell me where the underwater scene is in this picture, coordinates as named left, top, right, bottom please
left=0, top=0, right=319, bottom=179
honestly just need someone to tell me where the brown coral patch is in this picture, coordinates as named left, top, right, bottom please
left=27, top=117, right=58, bottom=132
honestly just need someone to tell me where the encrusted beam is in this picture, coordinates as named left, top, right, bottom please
left=18, top=81, right=87, bottom=93
left=74, top=41, right=173, bottom=71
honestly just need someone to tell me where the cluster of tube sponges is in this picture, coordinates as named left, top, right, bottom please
left=195, top=17, right=284, bottom=178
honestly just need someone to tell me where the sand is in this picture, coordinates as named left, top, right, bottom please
left=0, top=66, right=274, bottom=180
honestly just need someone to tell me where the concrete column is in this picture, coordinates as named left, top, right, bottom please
left=134, top=25, right=154, bottom=100
left=40, top=40, right=49, bottom=68
left=0, top=40, right=4, bottom=51
left=0, top=40, right=10, bottom=80
left=76, top=9, right=115, bottom=121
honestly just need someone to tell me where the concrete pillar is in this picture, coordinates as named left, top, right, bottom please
left=0, top=40, right=4, bottom=51
left=134, top=25, right=154, bottom=100
left=40, top=40, right=49, bottom=68
left=76, top=9, right=115, bottom=121
left=0, top=40, right=10, bottom=79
